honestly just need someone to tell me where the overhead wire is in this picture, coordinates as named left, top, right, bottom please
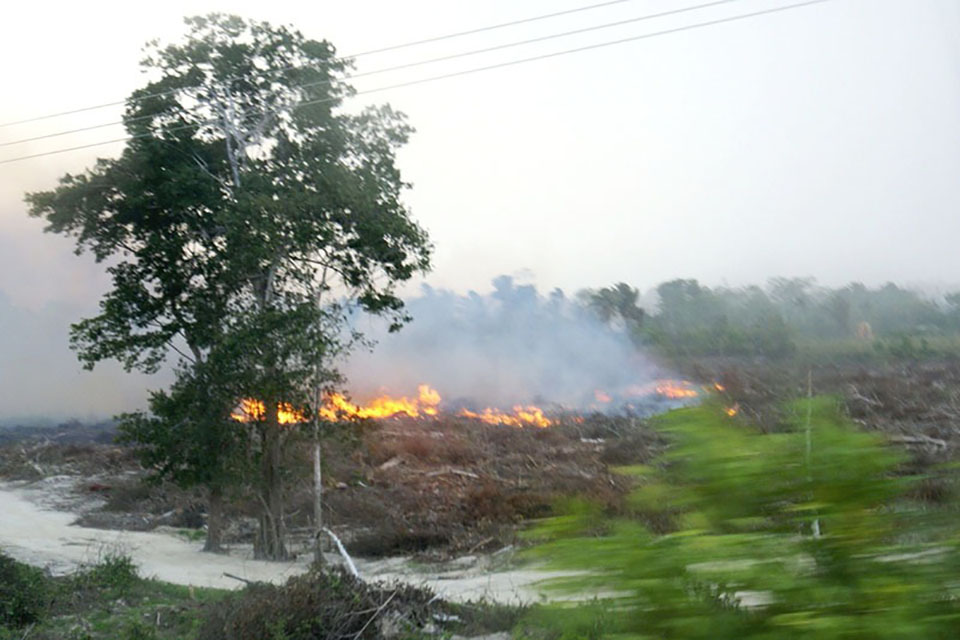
left=0, top=0, right=748, bottom=149
left=0, top=0, right=830, bottom=166
left=0, top=0, right=646, bottom=130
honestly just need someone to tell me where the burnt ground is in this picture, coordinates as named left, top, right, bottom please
left=682, top=357, right=960, bottom=445
left=3, top=356, right=959, bottom=558
left=0, top=413, right=662, bottom=559
left=302, top=414, right=661, bottom=557
left=680, top=356, right=960, bottom=504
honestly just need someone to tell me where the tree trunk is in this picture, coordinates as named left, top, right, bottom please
left=254, top=405, right=288, bottom=560
left=313, top=436, right=323, bottom=564
left=203, top=484, right=225, bottom=553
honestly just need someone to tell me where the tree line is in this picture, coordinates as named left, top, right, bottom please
left=582, top=278, right=960, bottom=359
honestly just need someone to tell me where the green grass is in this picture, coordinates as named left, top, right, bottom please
left=1, top=552, right=524, bottom=640
left=175, top=528, right=207, bottom=543
left=24, top=580, right=227, bottom=640
left=0, top=552, right=228, bottom=640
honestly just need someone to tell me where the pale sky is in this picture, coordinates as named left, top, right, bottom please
left=1, top=0, right=959, bottom=418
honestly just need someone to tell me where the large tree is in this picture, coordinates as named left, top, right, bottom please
left=27, top=14, right=432, bottom=559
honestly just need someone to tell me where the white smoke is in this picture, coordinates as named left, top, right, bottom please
left=0, top=291, right=170, bottom=421
left=341, top=276, right=667, bottom=411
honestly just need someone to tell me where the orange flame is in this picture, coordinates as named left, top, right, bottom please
left=726, top=404, right=739, bottom=417
left=653, top=381, right=699, bottom=399
left=623, top=379, right=700, bottom=399
left=594, top=390, right=612, bottom=403
left=458, top=405, right=551, bottom=428
left=232, top=399, right=306, bottom=425
left=234, top=383, right=553, bottom=427
left=319, top=384, right=442, bottom=421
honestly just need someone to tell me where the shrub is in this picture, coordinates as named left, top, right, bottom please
left=525, top=399, right=960, bottom=639
left=61, top=552, right=140, bottom=604
left=82, top=552, right=139, bottom=592
left=123, top=620, right=159, bottom=640
left=0, top=551, right=49, bottom=629
left=198, top=567, right=436, bottom=640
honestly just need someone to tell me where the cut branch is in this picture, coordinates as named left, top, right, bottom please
left=323, top=527, right=359, bottom=577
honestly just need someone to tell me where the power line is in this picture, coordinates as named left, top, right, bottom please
left=0, top=0, right=645, bottom=130
left=307, top=1, right=831, bottom=107
left=0, top=136, right=132, bottom=164
left=0, top=0, right=829, bottom=164
left=0, top=0, right=830, bottom=166
left=0, top=0, right=748, bottom=149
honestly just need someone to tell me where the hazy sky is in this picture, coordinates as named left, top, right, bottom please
left=1, top=0, right=958, bottom=417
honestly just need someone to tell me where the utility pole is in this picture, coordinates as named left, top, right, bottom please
left=312, top=269, right=329, bottom=565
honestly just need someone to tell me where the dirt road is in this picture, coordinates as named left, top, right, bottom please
left=0, top=479, right=561, bottom=603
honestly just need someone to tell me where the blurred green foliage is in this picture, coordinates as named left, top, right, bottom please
left=522, top=399, right=960, bottom=639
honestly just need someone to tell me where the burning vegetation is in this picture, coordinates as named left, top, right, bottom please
left=229, top=378, right=715, bottom=430
left=232, top=399, right=306, bottom=425
left=322, top=384, right=442, bottom=421
left=230, top=384, right=554, bottom=428
left=457, top=405, right=551, bottom=428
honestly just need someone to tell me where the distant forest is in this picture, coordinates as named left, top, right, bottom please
left=581, top=278, right=960, bottom=359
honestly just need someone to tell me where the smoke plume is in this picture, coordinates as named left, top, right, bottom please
left=341, top=276, right=666, bottom=411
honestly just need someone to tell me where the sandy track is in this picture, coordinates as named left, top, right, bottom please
left=0, top=481, right=310, bottom=587
left=0, top=480, right=561, bottom=603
